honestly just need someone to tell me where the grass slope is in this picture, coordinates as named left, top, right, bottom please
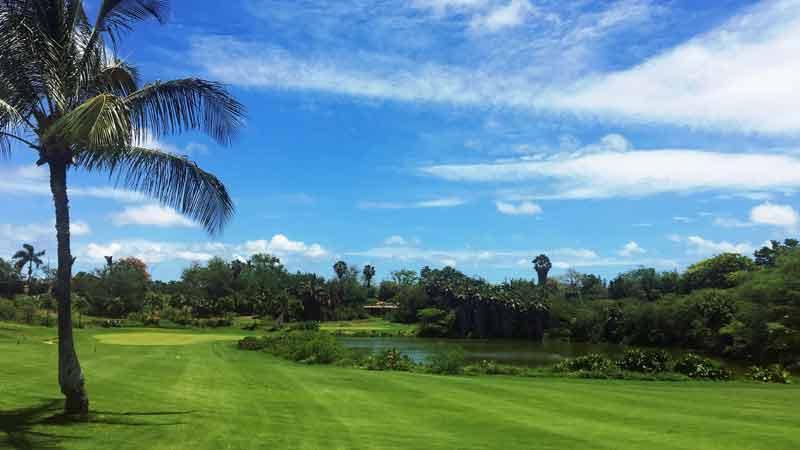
left=1, top=323, right=798, bottom=450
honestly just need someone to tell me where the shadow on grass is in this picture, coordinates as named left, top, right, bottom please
left=0, top=399, right=193, bottom=450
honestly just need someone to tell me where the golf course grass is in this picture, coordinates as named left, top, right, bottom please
left=93, top=331, right=244, bottom=346
left=1, top=322, right=798, bottom=450
left=319, top=318, right=417, bottom=335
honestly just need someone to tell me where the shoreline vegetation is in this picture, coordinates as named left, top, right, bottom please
left=236, top=324, right=791, bottom=384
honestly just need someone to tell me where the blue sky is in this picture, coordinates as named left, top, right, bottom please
left=4, top=0, right=800, bottom=281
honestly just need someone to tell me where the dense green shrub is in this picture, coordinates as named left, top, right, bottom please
left=252, top=331, right=344, bottom=364
left=364, top=348, right=415, bottom=371
left=286, top=321, right=320, bottom=331
left=100, top=319, right=124, bottom=328
left=192, top=316, right=233, bottom=328
left=426, top=347, right=466, bottom=375
left=0, top=299, right=16, bottom=321
left=416, top=308, right=454, bottom=337
left=747, top=365, right=791, bottom=383
left=617, top=349, right=670, bottom=373
left=673, top=353, right=731, bottom=380
left=554, top=353, right=614, bottom=373
left=238, top=336, right=267, bottom=350
left=464, top=360, right=524, bottom=376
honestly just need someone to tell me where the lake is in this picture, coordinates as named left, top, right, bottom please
left=338, top=336, right=632, bottom=367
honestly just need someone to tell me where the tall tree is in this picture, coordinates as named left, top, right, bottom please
left=0, top=1, right=244, bottom=415
left=362, top=264, right=376, bottom=288
left=754, top=239, right=799, bottom=267
left=12, top=243, right=45, bottom=289
left=532, top=254, right=552, bottom=286
left=333, top=261, right=348, bottom=281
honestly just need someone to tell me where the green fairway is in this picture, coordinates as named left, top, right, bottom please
left=320, top=318, right=417, bottom=335
left=94, top=332, right=244, bottom=346
left=1, top=324, right=798, bottom=450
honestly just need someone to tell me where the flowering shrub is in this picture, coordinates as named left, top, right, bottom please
left=554, top=354, right=614, bottom=373
left=747, top=365, right=791, bottom=384
left=674, top=353, right=731, bottom=380
left=364, top=348, right=415, bottom=371
left=617, top=349, right=670, bottom=373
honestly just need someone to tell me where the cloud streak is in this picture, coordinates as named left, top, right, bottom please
left=195, top=0, right=800, bottom=133
left=422, top=149, right=800, bottom=199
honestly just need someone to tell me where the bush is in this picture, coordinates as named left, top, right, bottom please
left=238, top=336, right=267, bottom=351
left=19, top=302, right=36, bottom=324
left=674, top=353, right=731, bottom=380
left=747, top=365, right=792, bottom=383
left=248, top=331, right=344, bottom=364
left=464, top=360, right=524, bottom=376
left=192, top=316, right=233, bottom=328
left=364, top=348, right=415, bottom=371
left=554, top=353, right=614, bottom=373
left=416, top=308, right=454, bottom=337
left=286, top=321, right=320, bottom=331
left=426, top=347, right=466, bottom=375
left=164, top=306, right=193, bottom=326
left=100, top=319, right=124, bottom=328
left=0, top=299, right=16, bottom=321
left=616, top=349, right=670, bottom=373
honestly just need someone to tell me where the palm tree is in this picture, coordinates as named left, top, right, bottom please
left=532, top=254, right=552, bottom=286
left=12, top=243, right=45, bottom=290
left=362, top=264, right=376, bottom=288
left=333, top=261, right=348, bottom=281
left=0, top=1, right=245, bottom=416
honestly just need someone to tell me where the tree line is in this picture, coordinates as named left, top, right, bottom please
left=2, top=240, right=799, bottom=367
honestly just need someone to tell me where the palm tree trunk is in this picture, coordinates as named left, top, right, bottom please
left=49, top=160, right=89, bottom=416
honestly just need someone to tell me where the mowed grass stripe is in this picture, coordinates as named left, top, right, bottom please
left=2, top=325, right=799, bottom=450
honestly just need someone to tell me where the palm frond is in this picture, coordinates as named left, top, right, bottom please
left=92, top=0, right=168, bottom=47
left=0, top=98, right=28, bottom=157
left=76, top=145, right=234, bottom=234
left=44, top=93, right=131, bottom=150
left=125, top=79, right=245, bottom=145
left=35, top=250, right=46, bottom=258
left=23, top=244, right=34, bottom=254
left=12, top=250, right=27, bottom=260
left=96, top=59, right=139, bottom=96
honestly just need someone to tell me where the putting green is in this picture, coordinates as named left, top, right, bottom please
left=94, top=331, right=243, bottom=346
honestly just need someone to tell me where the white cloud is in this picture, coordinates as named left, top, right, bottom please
left=359, top=197, right=466, bottom=209
left=384, top=235, right=408, bottom=246
left=346, top=244, right=673, bottom=270
left=0, top=165, right=145, bottom=202
left=542, top=0, right=800, bottom=134
left=422, top=147, right=800, bottom=199
left=711, top=202, right=798, bottom=230
left=111, top=204, right=197, bottom=228
left=70, top=221, right=92, bottom=236
left=80, top=234, right=329, bottom=266
left=618, top=241, right=645, bottom=257
left=470, top=0, right=534, bottom=33
left=676, top=235, right=754, bottom=256
left=749, top=202, right=799, bottom=228
left=673, top=216, right=693, bottom=224
left=136, top=130, right=208, bottom=156
left=83, top=241, right=218, bottom=264
left=0, top=220, right=90, bottom=244
left=495, top=200, right=542, bottom=215
left=712, top=217, right=754, bottom=228
left=244, top=234, right=329, bottom=259
left=195, top=1, right=800, bottom=134
left=412, top=0, right=487, bottom=15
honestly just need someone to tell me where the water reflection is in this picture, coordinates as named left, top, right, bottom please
left=338, top=337, right=629, bottom=367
